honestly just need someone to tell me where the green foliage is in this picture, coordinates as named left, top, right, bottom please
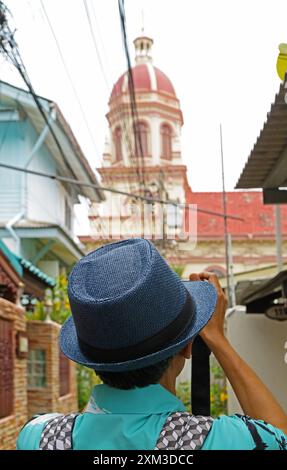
left=77, top=366, right=102, bottom=411
left=170, top=265, right=184, bottom=278
left=25, top=301, right=46, bottom=321
left=176, top=381, right=191, bottom=411
left=25, top=273, right=71, bottom=324
left=49, top=273, right=71, bottom=324
left=210, top=360, right=228, bottom=416
left=176, top=363, right=228, bottom=417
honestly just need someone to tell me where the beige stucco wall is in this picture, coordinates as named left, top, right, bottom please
left=226, top=307, right=287, bottom=414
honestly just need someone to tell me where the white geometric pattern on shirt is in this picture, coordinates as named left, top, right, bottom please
left=39, top=413, right=79, bottom=450
left=38, top=411, right=213, bottom=450
left=155, top=412, right=214, bottom=450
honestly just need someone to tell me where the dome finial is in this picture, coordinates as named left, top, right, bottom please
left=133, top=34, right=153, bottom=64
left=141, top=9, right=144, bottom=35
left=133, top=9, right=153, bottom=63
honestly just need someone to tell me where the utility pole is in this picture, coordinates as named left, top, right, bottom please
left=159, top=169, right=167, bottom=254
left=220, top=124, right=232, bottom=305
left=275, top=205, right=283, bottom=273
left=227, top=233, right=236, bottom=307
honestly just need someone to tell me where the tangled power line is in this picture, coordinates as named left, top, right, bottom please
left=0, top=0, right=243, bottom=223
left=39, top=0, right=101, bottom=161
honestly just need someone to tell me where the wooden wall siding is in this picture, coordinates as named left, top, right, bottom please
left=0, top=116, right=74, bottom=234
left=59, top=351, right=70, bottom=397
left=0, top=121, right=24, bottom=221
left=0, top=298, right=27, bottom=450
left=0, top=318, right=13, bottom=418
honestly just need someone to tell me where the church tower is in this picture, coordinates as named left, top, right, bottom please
left=89, top=35, right=190, bottom=241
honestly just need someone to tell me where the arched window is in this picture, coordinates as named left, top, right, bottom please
left=114, top=127, right=122, bottom=162
left=135, top=121, right=149, bottom=158
left=161, top=124, right=172, bottom=160
left=205, top=266, right=226, bottom=279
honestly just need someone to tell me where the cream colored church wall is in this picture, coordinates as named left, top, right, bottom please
left=180, top=238, right=287, bottom=279
left=150, top=116, right=161, bottom=164
left=108, top=114, right=181, bottom=167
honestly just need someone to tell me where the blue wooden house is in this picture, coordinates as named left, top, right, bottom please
left=0, top=80, right=104, bottom=278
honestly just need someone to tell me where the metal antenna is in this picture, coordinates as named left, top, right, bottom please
left=220, top=123, right=231, bottom=304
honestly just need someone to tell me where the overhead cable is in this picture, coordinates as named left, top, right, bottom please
left=0, top=162, right=244, bottom=221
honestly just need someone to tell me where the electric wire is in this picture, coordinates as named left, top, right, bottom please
left=0, top=162, right=244, bottom=221
left=118, top=0, right=146, bottom=191
left=40, top=0, right=101, bottom=161
left=83, top=0, right=134, bottom=161
left=82, top=0, right=137, bottom=201
left=0, top=2, right=87, bottom=183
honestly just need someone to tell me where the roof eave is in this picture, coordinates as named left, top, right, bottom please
left=236, top=76, right=287, bottom=190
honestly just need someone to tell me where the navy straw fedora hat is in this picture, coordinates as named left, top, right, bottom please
left=60, top=238, right=217, bottom=371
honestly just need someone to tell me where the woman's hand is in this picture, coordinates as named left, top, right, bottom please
left=189, top=272, right=228, bottom=345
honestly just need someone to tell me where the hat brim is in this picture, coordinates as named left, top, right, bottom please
left=59, top=280, right=217, bottom=372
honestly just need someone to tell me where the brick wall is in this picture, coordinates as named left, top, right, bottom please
left=27, top=321, right=78, bottom=419
left=0, top=298, right=27, bottom=450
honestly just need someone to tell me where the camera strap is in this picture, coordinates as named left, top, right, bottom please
left=191, top=336, right=211, bottom=416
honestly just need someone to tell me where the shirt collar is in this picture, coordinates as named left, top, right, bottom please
left=87, top=383, right=186, bottom=415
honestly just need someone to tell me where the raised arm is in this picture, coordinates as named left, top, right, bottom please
left=190, top=272, right=287, bottom=436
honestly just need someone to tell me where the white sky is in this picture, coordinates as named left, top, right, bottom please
left=2, top=0, right=286, bottom=233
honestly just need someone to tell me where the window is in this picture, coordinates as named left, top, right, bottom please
left=167, top=203, right=183, bottom=229
left=114, top=127, right=122, bottom=162
left=135, top=121, right=149, bottom=157
left=0, top=319, right=13, bottom=418
left=204, top=266, right=226, bottom=279
left=65, top=198, right=72, bottom=231
left=28, top=349, right=46, bottom=388
left=59, top=351, right=70, bottom=396
left=161, top=124, right=172, bottom=160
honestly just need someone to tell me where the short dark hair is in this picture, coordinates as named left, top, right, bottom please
left=95, top=356, right=173, bottom=390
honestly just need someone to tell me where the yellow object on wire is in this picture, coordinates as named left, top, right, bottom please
left=276, top=43, right=287, bottom=80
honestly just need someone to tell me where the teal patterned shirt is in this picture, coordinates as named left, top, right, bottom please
left=17, top=384, right=287, bottom=450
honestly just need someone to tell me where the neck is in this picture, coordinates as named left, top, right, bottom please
left=159, top=356, right=184, bottom=396
left=159, top=374, right=177, bottom=396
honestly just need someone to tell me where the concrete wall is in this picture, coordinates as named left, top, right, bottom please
left=226, top=306, right=287, bottom=414
left=0, top=298, right=27, bottom=450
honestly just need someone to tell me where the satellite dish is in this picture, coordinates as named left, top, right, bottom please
left=265, top=302, right=287, bottom=321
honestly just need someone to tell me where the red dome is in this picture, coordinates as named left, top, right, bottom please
left=110, top=64, right=177, bottom=100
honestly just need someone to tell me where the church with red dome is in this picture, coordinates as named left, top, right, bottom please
left=80, top=34, right=287, bottom=284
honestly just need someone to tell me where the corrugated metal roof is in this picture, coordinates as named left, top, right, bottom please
left=0, top=239, right=23, bottom=276
left=236, top=77, right=287, bottom=189
left=16, top=256, right=56, bottom=287
left=0, top=239, right=55, bottom=286
left=241, top=269, right=287, bottom=304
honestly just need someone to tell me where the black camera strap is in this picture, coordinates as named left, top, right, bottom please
left=191, top=336, right=211, bottom=416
